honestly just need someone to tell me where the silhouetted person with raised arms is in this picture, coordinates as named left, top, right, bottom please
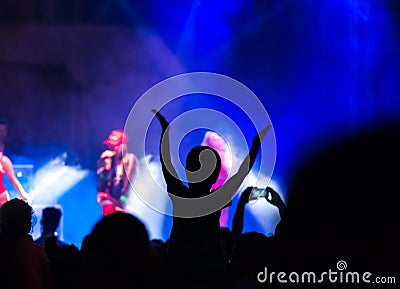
left=152, top=109, right=271, bottom=289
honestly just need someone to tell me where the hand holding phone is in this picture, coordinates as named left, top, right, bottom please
left=265, top=187, right=285, bottom=207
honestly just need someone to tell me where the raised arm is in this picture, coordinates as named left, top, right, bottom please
left=232, top=186, right=253, bottom=237
left=219, top=125, right=272, bottom=197
left=152, top=110, right=183, bottom=190
left=1, top=154, right=30, bottom=202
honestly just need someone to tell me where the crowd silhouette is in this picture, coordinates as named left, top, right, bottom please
left=0, top=111, right=398, bottom=289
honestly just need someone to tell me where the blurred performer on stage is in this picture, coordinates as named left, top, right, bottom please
left=0, top=152, right=31, bottom=206
left=0, top=117, right=31, bottom=206
left=97, top=129, right=139, bottom=216
left=201, top=131, right=232, bottom=227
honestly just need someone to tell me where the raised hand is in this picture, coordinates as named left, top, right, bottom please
left=238, top=186, right=253, bottom=205
left=151, top=109, right=169, bottom=129
left=265, top=187, right=284, bottom=207
left=21, top=191, right=32, bottom=204
left=253, top=125, right=272, bottom=143
left=232, top=186, right=254, bottom=236
left=100, top=150, right=116, bottom=159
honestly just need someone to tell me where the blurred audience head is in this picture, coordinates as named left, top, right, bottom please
left=0, top=199, right=34, bottom=238
left=41, top=206, right=62, bottom=233
left=81, top=212, right=153, bottom=289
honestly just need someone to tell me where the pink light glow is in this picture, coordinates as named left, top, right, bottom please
left=201, top=131, right=232, bottom=227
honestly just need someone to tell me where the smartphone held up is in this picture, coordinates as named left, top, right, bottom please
left=249, top=187, right=271, bottom=202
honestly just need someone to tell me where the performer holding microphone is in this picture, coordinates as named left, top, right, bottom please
left=97, top=129, right=139, bottom=216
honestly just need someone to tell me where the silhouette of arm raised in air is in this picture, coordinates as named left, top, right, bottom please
left=217, top=125, right=272, bottom=200
left=152, top=110, right=184, bottom=193
left=232, top=186, right=253, bottom=236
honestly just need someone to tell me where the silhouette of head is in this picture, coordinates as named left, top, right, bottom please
left=41, top=207, right=62, bottom=233
left=185, top=146, right=221, bottom=189
left=82, top=212, right=151, bottom=289
left=0, top=199, right=33, bottom=237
